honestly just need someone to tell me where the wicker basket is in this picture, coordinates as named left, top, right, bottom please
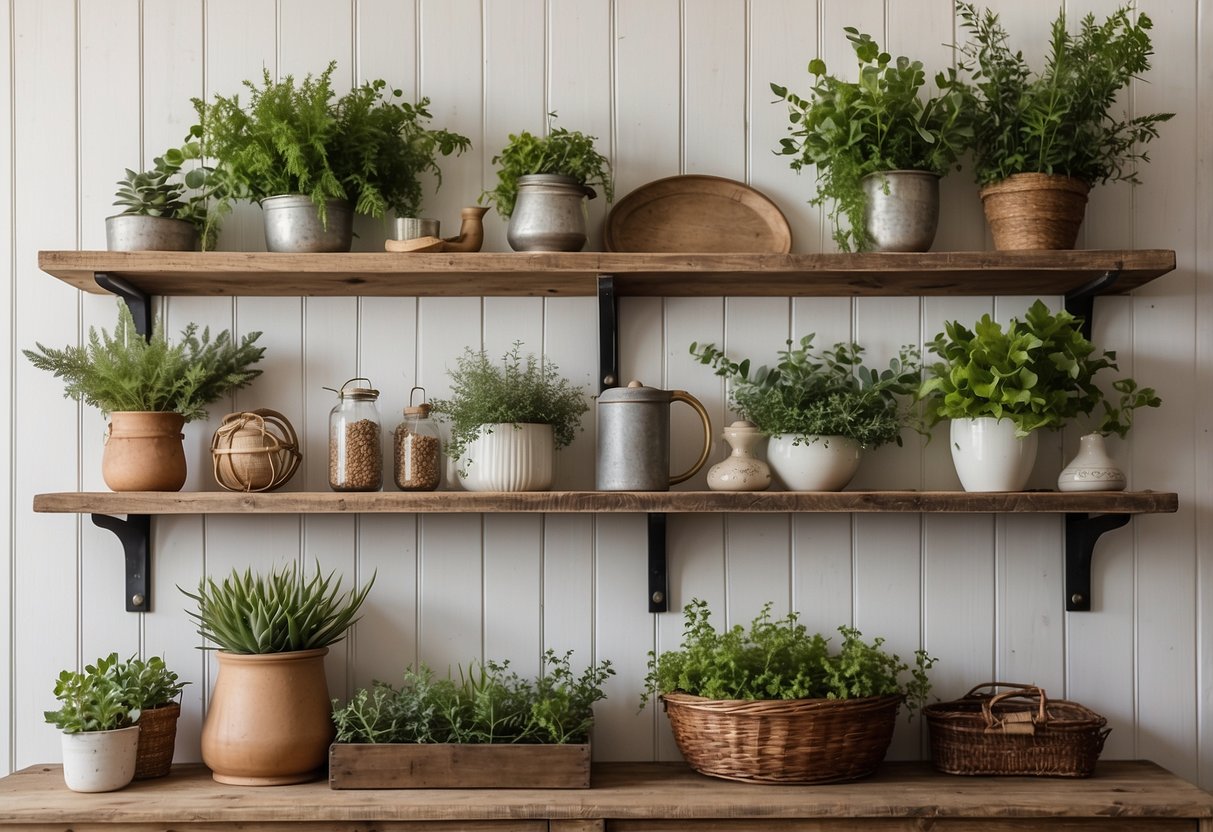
left=925, top=683, right=1110, bottom=777
left=980, top=173, right=1090, bottom=250
left=134, top=702, right=181, bottom=780
left=661, top=692, right=901, bottom=784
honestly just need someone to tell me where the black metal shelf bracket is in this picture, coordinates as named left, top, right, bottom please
left=1065, top=512, right=1131, bottom=612
left=648, top=513, right=669, bottom=613
left=91, top=514, right=151, bottom=612
left=598, top=275, right=618, bottom=392
left=1063, top=268, right=1121, bottom=341
left=94, top=273, right=153, bottom=338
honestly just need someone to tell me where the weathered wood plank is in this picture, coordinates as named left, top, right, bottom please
left=5, top=824, right=543, bottom=832
left=552, top=821, right=606, bottom=832
left=610, top=822, right=1195, bottom=832
left=329, top=743, right=591, bottom=789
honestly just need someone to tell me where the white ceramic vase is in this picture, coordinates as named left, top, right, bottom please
left=1057, top=432, right=1126, bottom=492
left=459, top=423, right=555, bottom=491
left=767, top=434, right=860, bottom=491
left=60, top=725, right=140, bottom=793
left=949, top=417, right=1039, bottom=492
left=707, top=421, right=771, bottom=492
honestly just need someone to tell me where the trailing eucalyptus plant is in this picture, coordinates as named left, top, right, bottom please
left=771, top=28, right=970, bottom=251
left=44, top=653, right=141, bottom=734
left=690, top=336, right=921, bottom=449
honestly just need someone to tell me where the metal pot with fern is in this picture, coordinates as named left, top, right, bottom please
left=181, top=561, right=374, bottom=785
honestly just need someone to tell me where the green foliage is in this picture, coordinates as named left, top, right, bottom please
left=918, top=299, right=1160, bottom=437
left=771, top=28, right=970, bottom=251
left=22, top=301, right=264, bottom=423
left=115, top=655, right=189, bottom=711
left=331, top=649, right=614, bottom=745
left=954, top=2, right=1173, bottom=187
left=641, top=599, right=935, bottom=716
left=193, top=61, right=470, bottom=225
left=44, top=653, right=141, bottom=734
left=431, top=342, right=590, bottom=470
left=180, top=561, right=375, bottom=654
left=690, top=336, right=920, bottom=449
left=482, top=115, right=614, bottom=218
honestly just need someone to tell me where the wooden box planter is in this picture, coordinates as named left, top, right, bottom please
left=328, top=742, right=591, bottom=789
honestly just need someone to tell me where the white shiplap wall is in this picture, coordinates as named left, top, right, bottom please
left=2, top=0, right=1209, bottom=786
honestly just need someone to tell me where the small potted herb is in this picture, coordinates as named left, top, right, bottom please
left=918, top=299, right=1160, bottom=492
left=482, top=115, right=614, bottom=251
left=116, top=655, right=189, bottom=780
left=431, top=343, right=589, bottom=491
left=690, top=336, right=920, bottom=490
left=44, top=653, right=142, bottom=793
left=771, top=28, right=969, bottom=252
left=953, top=2, right=1173, bottom=249
left=330, top=649, right=613, bottom=788
left=641, top=599, right=934, bottom=784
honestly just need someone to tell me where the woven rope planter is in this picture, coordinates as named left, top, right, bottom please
left=133, top=702, right=180, bottom=780
left=661, top=692, right=901, bottom=784
left=980, top=173, right=1090, bottom=250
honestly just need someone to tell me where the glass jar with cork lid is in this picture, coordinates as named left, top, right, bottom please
left=326, top=377, right=382, bottom=491
left=393, top=386, right=442, bottom=491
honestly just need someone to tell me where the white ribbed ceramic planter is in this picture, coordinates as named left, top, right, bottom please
left=949, top=417, right=1039, bottom=492
left=767, top=434, right=861, bottom=491
left=61, top=725, right=140, bottom=793
left=459, top=423, right=555, bottom=492
left=1058, top=432, right=1126, bottom=492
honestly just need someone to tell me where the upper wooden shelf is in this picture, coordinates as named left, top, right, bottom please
left=33, top=489, right=1179, bottom=516
left=38, top=249, right=1176, bottom=299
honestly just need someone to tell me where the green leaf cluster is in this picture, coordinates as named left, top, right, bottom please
left=180, top=561, right=375, bottom=654
left=44, top=652, right=186, bottom=733
left=22, top=301, right=264, bottom=423
left=641, top=599, right=935, bottom=716
left=771, top=28, right=970, bottom=251
left=954, top=2, right=1173, bottom=187
left=114, top=654, right=189, bottom=712
left=690, top=335, right=920, bottom=449
left=482, top=114, right=614, bottom=218
left=431, top=342, right=589, bottom=470
left=332, top=649, right=614, bottom=745
left=918, top=299, right=1160, bottom=437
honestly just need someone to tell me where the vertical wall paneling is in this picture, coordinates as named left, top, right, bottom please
left=682, top=0, right=746, bottom=179
left=1, top=0, right=14, bottom=775
left=613, top=0, right=680, bottom=193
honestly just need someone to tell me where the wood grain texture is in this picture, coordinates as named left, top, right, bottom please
left=328, top=743, right=591, bottom=789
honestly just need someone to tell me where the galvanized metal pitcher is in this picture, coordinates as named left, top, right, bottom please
left=596, top=381, right=712, bottom=491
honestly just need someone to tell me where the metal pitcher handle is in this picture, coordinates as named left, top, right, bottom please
left=669, top=390, right=712, bottom=486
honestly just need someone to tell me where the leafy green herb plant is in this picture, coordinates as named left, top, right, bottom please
left=690, top=336, right=920, bottom=449
left=431, top=342, right=589, bottom=470
left=44, top=653, right=142, bottom=734
left=954, top=2, right=1173, bottom=187
left=180, top=561, right=375, bottom=654
left=115, top=655, right=189, bottom=712
left=23, top=301, right=264, bottom=422
left=771, top=28, right=970, bottom=251
left=482, top=115, right=614, bottom=218
left=641, top=599, right=935, bottom=716
left=918, top=299, right=1160, bottom=437
left=331, top=649, right=614, bottom=745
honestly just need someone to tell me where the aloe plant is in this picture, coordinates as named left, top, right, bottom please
left=181, top=561, right=375, bottom=654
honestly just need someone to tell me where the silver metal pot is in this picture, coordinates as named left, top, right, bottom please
left=596, top=380, right=713, bottom=491
left=861, top=171, right=940, bottom=252
left=392, top=217, right=440, bottom=241
left=105, top=215, right=199, bottom=251
left=261, top=195, right=353, bottom=252
left=506, top=174, right=592, bottom=252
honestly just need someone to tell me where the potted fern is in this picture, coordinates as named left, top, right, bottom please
left=22, top=301, right=264, bottom=491
left=193, top=61, right=471, bottom=252
left=954, top=2, right=1173, bottom=249
left=181, top=561, right=374, bottom=785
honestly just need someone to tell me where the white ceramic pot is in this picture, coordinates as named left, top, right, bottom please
left=1058, top=432, right=1126, bottom=492
left=459, top=423, right=555, bottom=491
left=767, top=434, right=861, bottom=491
left=949, top=417, right=1039, bottom=492
left=60, top=725, right=140, bottom=793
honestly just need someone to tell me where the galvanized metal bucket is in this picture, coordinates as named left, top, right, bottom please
left=861, top=171, right=939, bottom=252
left=506, top=174, right=592, bottom=252
left=105, top=215, right=199, bottom=252
left=261, top=194, right=353, bottom=252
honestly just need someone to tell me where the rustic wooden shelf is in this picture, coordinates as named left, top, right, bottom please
left=1, top=760, right=1211, bottom=830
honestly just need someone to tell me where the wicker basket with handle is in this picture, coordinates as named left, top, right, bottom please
left=925, top=682, right=1110, bottom=777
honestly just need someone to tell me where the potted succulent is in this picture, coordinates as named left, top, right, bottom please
left=22, top=301, right=264, bottom=491
left=329, top=649, right=613, bottom=789
left=690, top=336, right=920, bottom=490
left=431, top=343, right=589, bottom=491
left=193, top=60, right=471, bottom=252
left=181, top=561, right=374, bottom=785
left=482, top=116, right=614, bottom=251
left=918, top=299, right=1160, bottom=492
left=44, top=653, right=142, bottom=793
left=954, top=2, right=1173, bottom=250
left=641, top=599, right=934, bottom=784
left=116, top=655, right=189, bottom=780
left=771, top=28, right=969, bottom=252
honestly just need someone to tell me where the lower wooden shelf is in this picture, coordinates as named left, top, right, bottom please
left=1, top=760, right=1210, bottom=830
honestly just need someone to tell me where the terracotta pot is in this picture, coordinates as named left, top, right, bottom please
left=979, top=173, right=1090, bottom=250
left=102, top=411, right=187, bottom=492
left=201, top=648, right=333, bottom=786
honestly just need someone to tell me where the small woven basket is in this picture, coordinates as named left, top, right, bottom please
left=211, top=409, right=301, bottom=492
left=925, top=682, right=1110, bottom=777
left=661, top=692, right=901, bottom=784
left=134, top=702, right=181, bottom=780
left=980, top=173, right=1090, bottom=250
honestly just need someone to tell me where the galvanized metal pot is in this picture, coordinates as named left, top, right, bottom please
left=261, top=194, right=353, bottom=252
left=596, top=381, right=712, bottom=491
left=861, top=170, right=940, bottom=252
left=105, top=215, right=199, bottom=251
left=507, top=174, right=592, bottom=252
